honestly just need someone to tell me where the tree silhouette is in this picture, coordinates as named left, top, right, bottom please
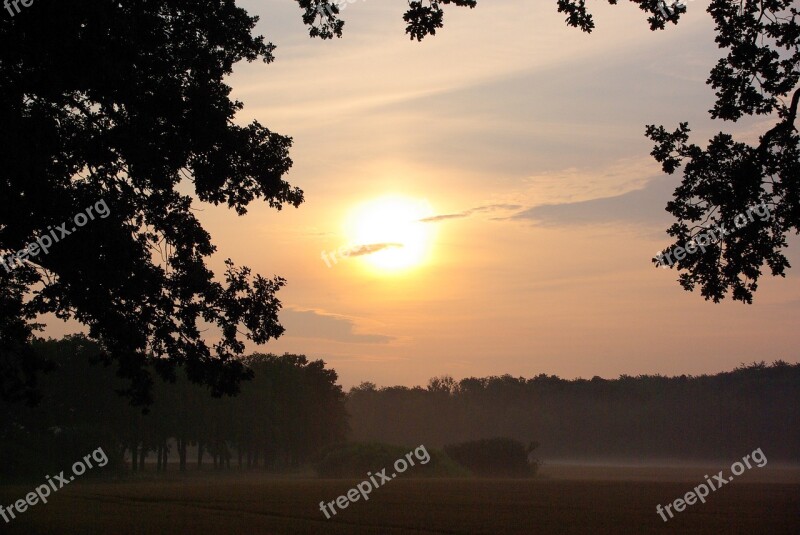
left=0, top=336, right=348, bottom=477
left=0, top=1, right=302, bottom=404
left=297, top=0, right=477, bottom=40
left=300, top=0, right=799, bottom=303
left=646, top=0, right=799, bottom=303
left=444, top=437, right=538, bottom=477
left=0, top=271, right=49, bottom=405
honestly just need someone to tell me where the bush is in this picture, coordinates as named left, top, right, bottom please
left=314, top=442, right=470, bottom=478
left=444, top=437, right=539, bottom=478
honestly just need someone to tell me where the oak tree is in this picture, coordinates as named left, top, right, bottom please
left=1, top=1, right=301, bottom=404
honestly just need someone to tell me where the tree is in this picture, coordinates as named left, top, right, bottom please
left=427, top=375, right=457, bottom=394
left=0, top=271, right=48, bottom=405
left=0, top=335, right=132, bottom=477
left=0, top=1, right=302, bottom=404
left=646, top=1, right=799, bottom=303
left=444, top=437, right=538, bottom=477
left=0, top=337, right=350, bottom=477
left=302, top=0, right=799, bottom=304
left=296, top=0, right=477, bottom=41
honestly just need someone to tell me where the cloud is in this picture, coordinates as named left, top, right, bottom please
left=520, top=157, right=662, bottom=206
left=280, top=308, right=394, bottom=344
left=345, top=243, right=403, bottom=257
left=511, top=176, right=677, bottom=227
left=420, top=213, right=469, bottom=223
left=420, top=203, right=522, bottom=223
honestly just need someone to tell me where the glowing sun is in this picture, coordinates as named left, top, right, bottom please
left=345, top=196, right=435, bottom=272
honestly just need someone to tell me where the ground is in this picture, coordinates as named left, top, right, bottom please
left=1, top=465, right=798, bottom=534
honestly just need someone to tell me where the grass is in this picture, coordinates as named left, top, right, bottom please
left=0, top=465, right=798, bottom=534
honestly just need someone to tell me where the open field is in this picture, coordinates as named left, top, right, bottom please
left=1, top=465, right=798, bottom=534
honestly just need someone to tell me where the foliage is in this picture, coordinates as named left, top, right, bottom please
left=0, top=271, right=49, bottom=405
left=647, top=0, right=799, bottom=303
left=295, top=0, right=477, bottom=41
left=0, top=335, right=131, bottom=478
left=444, top=437, right=538, bottom=478
left=0, top=336, right=348, bottom=479
left=0, top=0, right=302, bottom=406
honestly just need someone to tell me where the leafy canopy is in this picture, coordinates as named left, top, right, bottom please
left=1, top=1, right=301, bottom=404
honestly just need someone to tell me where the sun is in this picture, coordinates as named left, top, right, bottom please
left=345, top=196, right=435, bottom=272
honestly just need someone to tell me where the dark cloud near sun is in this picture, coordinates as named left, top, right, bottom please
left=420, top=203, right=522, bottom=223
left=280, top=308, right=394, bottom=344
left=345, top=243, right=404, bottom=257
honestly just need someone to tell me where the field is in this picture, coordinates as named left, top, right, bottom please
left=1, top=465, right=798, bottom=534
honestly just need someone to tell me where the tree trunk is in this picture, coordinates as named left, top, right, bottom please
left=156, top=444, right=163, bottom=472
left=131, top=443, right=138, bottom=473
left=178, top=439, right=187, bottom=472
left=197, top=443, right=204, bottom=469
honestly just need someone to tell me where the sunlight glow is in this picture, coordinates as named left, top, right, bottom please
left=345, top=196, right=435, bottom=273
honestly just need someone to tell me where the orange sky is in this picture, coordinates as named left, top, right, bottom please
left=47, top=0, right=800, bottom=388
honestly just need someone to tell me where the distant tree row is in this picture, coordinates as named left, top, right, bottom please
left=348, top=363, right=800, bottom=462
left=4, top=336, right=797, bottom=478
left=0, top=336, right=348, bottom=478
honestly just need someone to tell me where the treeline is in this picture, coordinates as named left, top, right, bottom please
left=4, top=336, right=797, bottom=478
left=0, top=336, right=348, bottom=478
left=347, top=363, right=800, bottom=462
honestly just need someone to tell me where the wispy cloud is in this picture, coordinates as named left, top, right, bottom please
left=519, top=157, right=662, bottom=207
left=345, top=243, right=404, bottom=257
left=420, top=203, right=522, bottom=223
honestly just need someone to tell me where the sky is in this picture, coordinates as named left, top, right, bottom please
left=51, top=0, right=800, bottom=389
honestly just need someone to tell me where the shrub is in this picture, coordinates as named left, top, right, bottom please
left=444, top=437, right=539, bottom=478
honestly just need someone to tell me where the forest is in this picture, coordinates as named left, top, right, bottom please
left=0, top=336, right=348, bottom=478
left=2, top=335, right=797, bottom=480
left=346, top=364, right=800, bottom=462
